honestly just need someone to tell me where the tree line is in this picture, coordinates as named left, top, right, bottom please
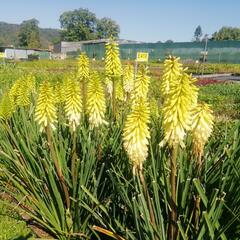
left=193, top=25, right=240, bottom=42
left=16, top=10, right=240, bottom=49
left=17, top=8, right=120, bottom=48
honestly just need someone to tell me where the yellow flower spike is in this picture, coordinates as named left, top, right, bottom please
left=160, top=70, right=199, bottom=148
left=16, top=81, right=31, bottom=107
left=191, top=103, right=214, bottom=158
left=105, top=76, right=113, bottom=97
left=64, top=76, right=82, bottom=132
left=123, top=64, right=134, bottom=97
left=0, top=91, right=15, bottom=120
left=77, top=53, right=89, bottom=113
left=54, top=81, right=66, bottom=104
left=132, top=65, right=150, bottom=101
left=9, top=74, right=36, bottom=107
left=182, top=71, right=199, bottom=105
left=105, top=40, right=122, bottom=78
left=105, top=39, right=122, bottom=117
left=26, top=73, right=36, bottom=94
left=35, top=81, right=57, bottom=131
left=9, top=78, right=22, bottom=104
left=87, top=72, right=108, bottom=128
left=123, top=98, right=150, bottom=175
left=77, top=52, right=90, bottom=81
left=160, top=56, right=183, bottom=97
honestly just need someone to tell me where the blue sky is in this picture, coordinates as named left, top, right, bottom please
left=0, top=0, right=239, bottom=42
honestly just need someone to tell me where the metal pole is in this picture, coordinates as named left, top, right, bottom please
left=202, top=34, right=208, bottom=75
left=134, top=60, right=138, bottom=81
left=203, top=34, right=208, bottom=63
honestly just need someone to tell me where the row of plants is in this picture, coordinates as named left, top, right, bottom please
left=185, top=62, right=240, bottom=75
left=199, top=83, right=240, bottom=120
left=0, top=41, right=239, bottom=239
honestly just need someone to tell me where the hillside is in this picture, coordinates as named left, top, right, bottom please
left=0, top=21, right=61, bottom=48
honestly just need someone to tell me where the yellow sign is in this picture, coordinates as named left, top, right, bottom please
left=136, top=52, right=149, bottom=62
left=0, top=52, right=5, bottom=58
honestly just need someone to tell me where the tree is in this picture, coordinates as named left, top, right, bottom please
left=28, top=31, right=41, bottom=48
left=96, top=17, right=120, bottom=39
left=194, top=25, right=203, bottom=42
left=212, top=27, right=240, bottom=40
left=59, top=8, right=121, bottom=41
left=165, top=39, right=174, bottom=43
left=18, top=19, right=41, bottom=48
left=59, top=8, right=97, bottom=41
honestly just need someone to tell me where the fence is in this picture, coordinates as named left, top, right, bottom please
left=80, top=41, right=240, bottom=63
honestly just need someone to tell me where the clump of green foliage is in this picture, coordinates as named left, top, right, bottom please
left=0, top=54, right=239, bottom=240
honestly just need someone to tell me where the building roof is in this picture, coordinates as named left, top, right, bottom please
left=0, top=46, right=51, bottom=52
left=60, top=38, right=144, bottom=46
left=61, top=39, right=109, bottom=46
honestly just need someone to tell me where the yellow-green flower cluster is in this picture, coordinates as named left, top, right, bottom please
left=0, top=91, right=15, bottom=120
left=123, top=98, right=150, bottom=174
left=191, top=103, right=214, bottom=157
left=105, top=76, right=113, bottom=97
left=87, top=72, right=107, bottom=128
left=64, top=77, right=82, bottom=131
left=123, top=64, right=134, bottom=96
left=35, top=81, right=57, bottom=131
left=16, top=83, right=31, bottom=107
left=9, top=74, right=36, bottom=107
left=105, top=40, right=122, bottom=77
left=9, top=78, right=21, bottom=105
left=54, top=81, right=65, bottom=104
left=160, top=70, right=198, bottom=148
left=132, top=65, right=150, bottom=100
left=26, top=73, right=36, bottom=93
left=77, top=52, right=90, bottom=81
left=160, top=56, right=183, bottom=97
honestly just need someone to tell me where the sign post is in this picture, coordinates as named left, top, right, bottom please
left=136, top=52, right=149, bottom=62
left=135, top=52, right=149, bottom=79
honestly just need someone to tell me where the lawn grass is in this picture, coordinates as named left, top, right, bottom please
left=0, top=200, right=34, bottom=239
left=184, top=62, right=240, bottom=74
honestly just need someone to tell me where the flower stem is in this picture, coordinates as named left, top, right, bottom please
left=112, top=76, right=116, bottom=119
left=71, top=130, right=77, bottom=198
left=82, top=77, right=87, bottom=114
left=168, top=146, right=178, bottom=240
left=138, top=168, right=157, bottom=234
left=194, top=152, right=203, bottom=232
